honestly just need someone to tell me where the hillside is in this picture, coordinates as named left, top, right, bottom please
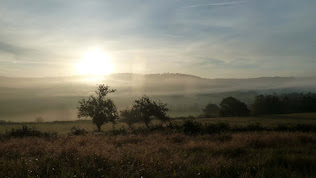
left=0, top=73, right=316, bottom=121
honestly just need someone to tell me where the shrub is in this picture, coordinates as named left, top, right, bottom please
left=6, top=125, right=56, bottom=138
left=294, top=124, right=316, bottom=132
left=108, top=127, right=127, bottom=136
left=204, top=122, right=230, bottom=134
left=245, top=123, right=265, bottom=131
left=183, top=120, right=202, bottom=135
left=211, top=134, right=233, bottom=142
left=70, top=126, right=88, bottom=136
left=275, top=124, right=291, bottom=132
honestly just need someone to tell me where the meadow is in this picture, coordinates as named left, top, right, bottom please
left=0, top=113, right=315, bottom=177
left=0, top=113, right=315, bottom=134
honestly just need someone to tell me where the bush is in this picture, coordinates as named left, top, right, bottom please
left=275, top=124, right=291, bottom=132
left=128, top=123, right=181, bottom=135
left=183, top=120, right=202, bottom=135
left=245, top=123, right=265, bottom=131
left=108, top=127, right=127, bottom=136
left=294, top=124, right=316, bottom=132
left=70, top=126, right=88, bottom=136
left=165, top=122, right=182, bottom=130
left=6, top=125, right=56, bottom=138
left=204, top=122, right=230, bottom=134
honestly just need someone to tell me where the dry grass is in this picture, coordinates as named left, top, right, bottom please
left=1, top=112, right=316, bottom=134
left=0, top=132, right=315, bottom=177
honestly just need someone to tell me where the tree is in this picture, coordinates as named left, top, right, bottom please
left=122, top=96, right=170, bottom=127
left=77, top=84, right=118, bottom=132
left=202, top=103, right=220, bottom=118
left=120, top=108, right=140, bottom=128
left=219, top=97, right=250, bottom=117
left=252, top=95, right=283, bottom=115
left=301, top=93, right=316, bottom=112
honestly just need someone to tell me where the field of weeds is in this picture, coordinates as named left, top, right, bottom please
left=1, top=112, right=315, bottom=134
left=0, top=131, right=315, bottom=177
left=0, top=113, right=315, bottom=177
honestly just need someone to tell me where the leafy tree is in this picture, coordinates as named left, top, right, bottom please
left=77, top=84, right=118, bottom=132
left=219, top=97, right=250, bottom=117
left=122, top=96, right=170, bottom=127
left=252, top=95, right=283, bottom=115
left=301, top=93, right=316, bottom=112
left=120, top=108, right=140, bottom=128
left=202, top=103, right=220, bottom=118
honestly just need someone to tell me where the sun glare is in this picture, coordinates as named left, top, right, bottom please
left=75, top=49, right=114, bottom=76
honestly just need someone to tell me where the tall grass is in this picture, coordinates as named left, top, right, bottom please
left=0, top=132, right=315, bottom=177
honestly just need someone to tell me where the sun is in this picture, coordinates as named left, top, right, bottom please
left=75, top=49, right=114, bottom=75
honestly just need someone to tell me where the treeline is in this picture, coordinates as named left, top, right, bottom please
left=252, top=93, right=316, bottom=115
left=202, top=93, right=316, bottom=117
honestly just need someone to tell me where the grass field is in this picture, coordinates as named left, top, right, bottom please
left=0, top=113, right=315, bottom=177
left=1, top=113, right=316, bottom=134
left=0, top=132, right=315, bottom=177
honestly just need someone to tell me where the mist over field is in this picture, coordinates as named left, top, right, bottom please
left=1, top=73, right=316, bottom=122
left=1, top=0, right=316, bottom=176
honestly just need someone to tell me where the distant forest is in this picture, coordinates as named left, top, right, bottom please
left=1, top=74, right=316, bottom=121
left=202, top=93, right=316, bottom=118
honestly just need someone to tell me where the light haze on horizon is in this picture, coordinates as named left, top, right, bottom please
left=0, top=0, right=316, bottom=78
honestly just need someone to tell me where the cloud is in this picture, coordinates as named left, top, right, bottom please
left=182, top=1, right=247, bottom=9
left=0, top=0, right=315, bottom=78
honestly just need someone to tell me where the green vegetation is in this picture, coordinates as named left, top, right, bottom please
left=0, top=126, right=315, bottom=177
left=251, top=93, right=316, bottom=115
left=202, top=103, right=220, bottom=118
left=1, top=113, right=316, bottom=134
left=219, top=97, right=250, bottom=117
left=120, top=96, right=170, bottom=128
left=1, top=83, right=316, bottom=177
left=0, top=113, right=315, bottom=177
left=77, top=85, right=118, bottom=131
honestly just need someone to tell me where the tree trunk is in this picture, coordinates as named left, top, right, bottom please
left=97, top=125, right=101, bottom=132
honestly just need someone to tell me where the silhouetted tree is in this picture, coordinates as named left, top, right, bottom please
left=124, top=96, right=170, bottom=127
left=252, top=95, right=283, bottom=115
left=219, top=97, right=250, bottom=117
left=301, top=93, right=316, bottom=112
left=251, top=93, right=316, bottom=115
left=120, top=108, right=140, bottom=128
left=202, top=103, right=220, bottom=117
left=77, top=84, right=118, bottom=132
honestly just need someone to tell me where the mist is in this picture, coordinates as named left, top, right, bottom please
left=1, top=73, right=315, bottom=122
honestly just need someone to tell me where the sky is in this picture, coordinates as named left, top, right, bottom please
left=0, top=0, right=315, bottom=78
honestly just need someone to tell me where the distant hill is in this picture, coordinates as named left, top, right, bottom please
left=1, top=73, right=316, bottom=122
left=1, top=73, right=315, bottom=95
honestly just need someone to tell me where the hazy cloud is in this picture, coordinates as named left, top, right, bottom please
left=0, top=0, right=315, bottom=78
left=182, top=1, right=247, bottom=8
